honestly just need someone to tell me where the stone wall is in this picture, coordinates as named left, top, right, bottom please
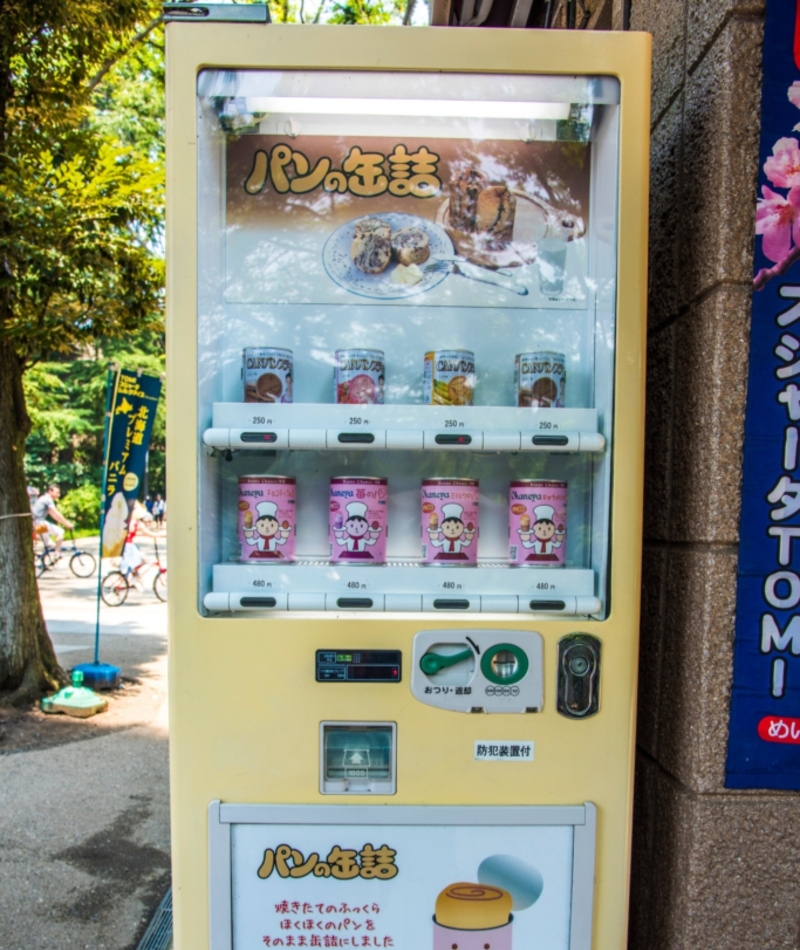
left=628, top=2, right=800, bottom=948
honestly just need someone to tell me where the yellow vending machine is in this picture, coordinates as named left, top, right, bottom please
left=165, top=10, right=650, bottom=949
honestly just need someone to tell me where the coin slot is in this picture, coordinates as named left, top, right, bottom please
left=490, top=649, right=519, bottom=680
left=481, top=643, right=529, bottom=685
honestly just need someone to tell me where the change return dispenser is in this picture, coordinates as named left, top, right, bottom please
left=165, top=11, right=650, bottom=950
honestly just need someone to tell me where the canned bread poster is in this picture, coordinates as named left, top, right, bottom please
left=228, top=821, right=578, bottom=949
left=224, top=135, right=590, bottom=308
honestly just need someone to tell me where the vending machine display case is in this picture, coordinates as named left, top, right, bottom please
left=197, top=65, right=621, bottom=618
left=166, top=17, right=649, bottom=950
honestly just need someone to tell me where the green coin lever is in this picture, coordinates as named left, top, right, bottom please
left=420, top=648, right=474, bottom=675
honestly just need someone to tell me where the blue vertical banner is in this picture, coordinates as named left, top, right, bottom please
left=727, top=0, right=800, bottom=788
left=100, top=368, right=163, bottom=559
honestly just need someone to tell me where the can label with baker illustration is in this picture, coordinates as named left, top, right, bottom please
left=238, top=476, right=296, bottom=561
left=334, top=349, right=385, bottom=405
left=243, top=347, right=293, bottom=404
left=515, top=351, right=565, bottom=407
left=424, top=350, right=475, bottom=406
left=329, top=477, right=388, bottom=563
left=509, top=480, right=567, bottom=566
left=422, top=478, right=479, bottom=564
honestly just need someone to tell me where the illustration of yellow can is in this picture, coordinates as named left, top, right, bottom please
left=423, top=350, right=475, bottom=406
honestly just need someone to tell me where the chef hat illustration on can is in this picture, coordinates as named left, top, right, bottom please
left=256, top=501, right=279, bottom=519
left=432, top=856, right=543, bottom=950
left=346, top=501, right=368, bottom=520
left=441, top=503, right=464, bottom=521
left=533, top=504, right=554, bottom=522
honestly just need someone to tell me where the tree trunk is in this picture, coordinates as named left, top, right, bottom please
left=0, top=339, right=67, bottom=704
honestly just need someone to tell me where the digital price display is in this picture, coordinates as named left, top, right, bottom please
left=316, top=650, right=402, bottom=683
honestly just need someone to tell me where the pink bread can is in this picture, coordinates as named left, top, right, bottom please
left=334, top=349, right=385, bottom=405
left=329, top=477, right=388, bottom=564
left=421, top=478, right=479, bottom=565
left=433, top=920, right=513, bottom=950
left=509, top=479, right=567, bottom=567
left=433, top=883, right=513, bottom=950
left=238, top=476, right=296, bottom=562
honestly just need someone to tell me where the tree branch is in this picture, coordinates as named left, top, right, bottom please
left=87, top=15, right=164, bottom=93
left=754, top=245, right=800, bottom=291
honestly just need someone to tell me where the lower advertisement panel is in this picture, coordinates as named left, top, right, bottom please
left=209, top=803, right=596, bottom=950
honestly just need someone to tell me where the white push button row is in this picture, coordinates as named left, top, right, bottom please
left=207, top=591, right=602, bottom=616
left=203, top=427, right=604, bottom=454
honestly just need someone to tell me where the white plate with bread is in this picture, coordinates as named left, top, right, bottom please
left=322, top=212, right=454, bottom=299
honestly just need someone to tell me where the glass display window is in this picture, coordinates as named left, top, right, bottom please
left=195, top=69, right=621, bottom=619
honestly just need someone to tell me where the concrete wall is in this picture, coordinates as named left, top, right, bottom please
left=628, top=2, right=800, bottom=948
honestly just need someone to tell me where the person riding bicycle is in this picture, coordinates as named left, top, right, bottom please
left=31, top=484, right=74, bottom=559
left=120, top=503, right=157, bottom=589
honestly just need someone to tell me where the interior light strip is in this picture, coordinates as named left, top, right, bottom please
left=244, top=97, right=572, bottom=121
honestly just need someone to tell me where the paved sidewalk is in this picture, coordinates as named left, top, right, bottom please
left=0, top=537, right=171, bottom=950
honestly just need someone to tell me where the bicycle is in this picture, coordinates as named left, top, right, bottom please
left=101, top=537, right=167, bottom=606
left=33, top=528, right=97, bottom=579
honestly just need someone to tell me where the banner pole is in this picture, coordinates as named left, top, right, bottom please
left=93, top=364, right=119, bottom=664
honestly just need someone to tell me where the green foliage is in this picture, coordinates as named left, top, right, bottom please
left=1, top=2, right=167, bottom=504
left=0, top=1, right=165, bottom=364
left=327, top=0, right=394, bottom=24
left=59, top=483, right=103, bottom=530
left=269, top=0, right=412, bottom=25
left=23, top=331, right=166, bottom=497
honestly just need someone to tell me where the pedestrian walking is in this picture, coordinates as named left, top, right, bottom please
left=153, top=494, right=165, bottom=528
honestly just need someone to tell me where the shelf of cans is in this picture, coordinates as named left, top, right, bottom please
left=203, top=347, right=605, bottom=453
left=201, top=347, right=607, bottom=615
left=200, top=474, right=602, bottom=617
